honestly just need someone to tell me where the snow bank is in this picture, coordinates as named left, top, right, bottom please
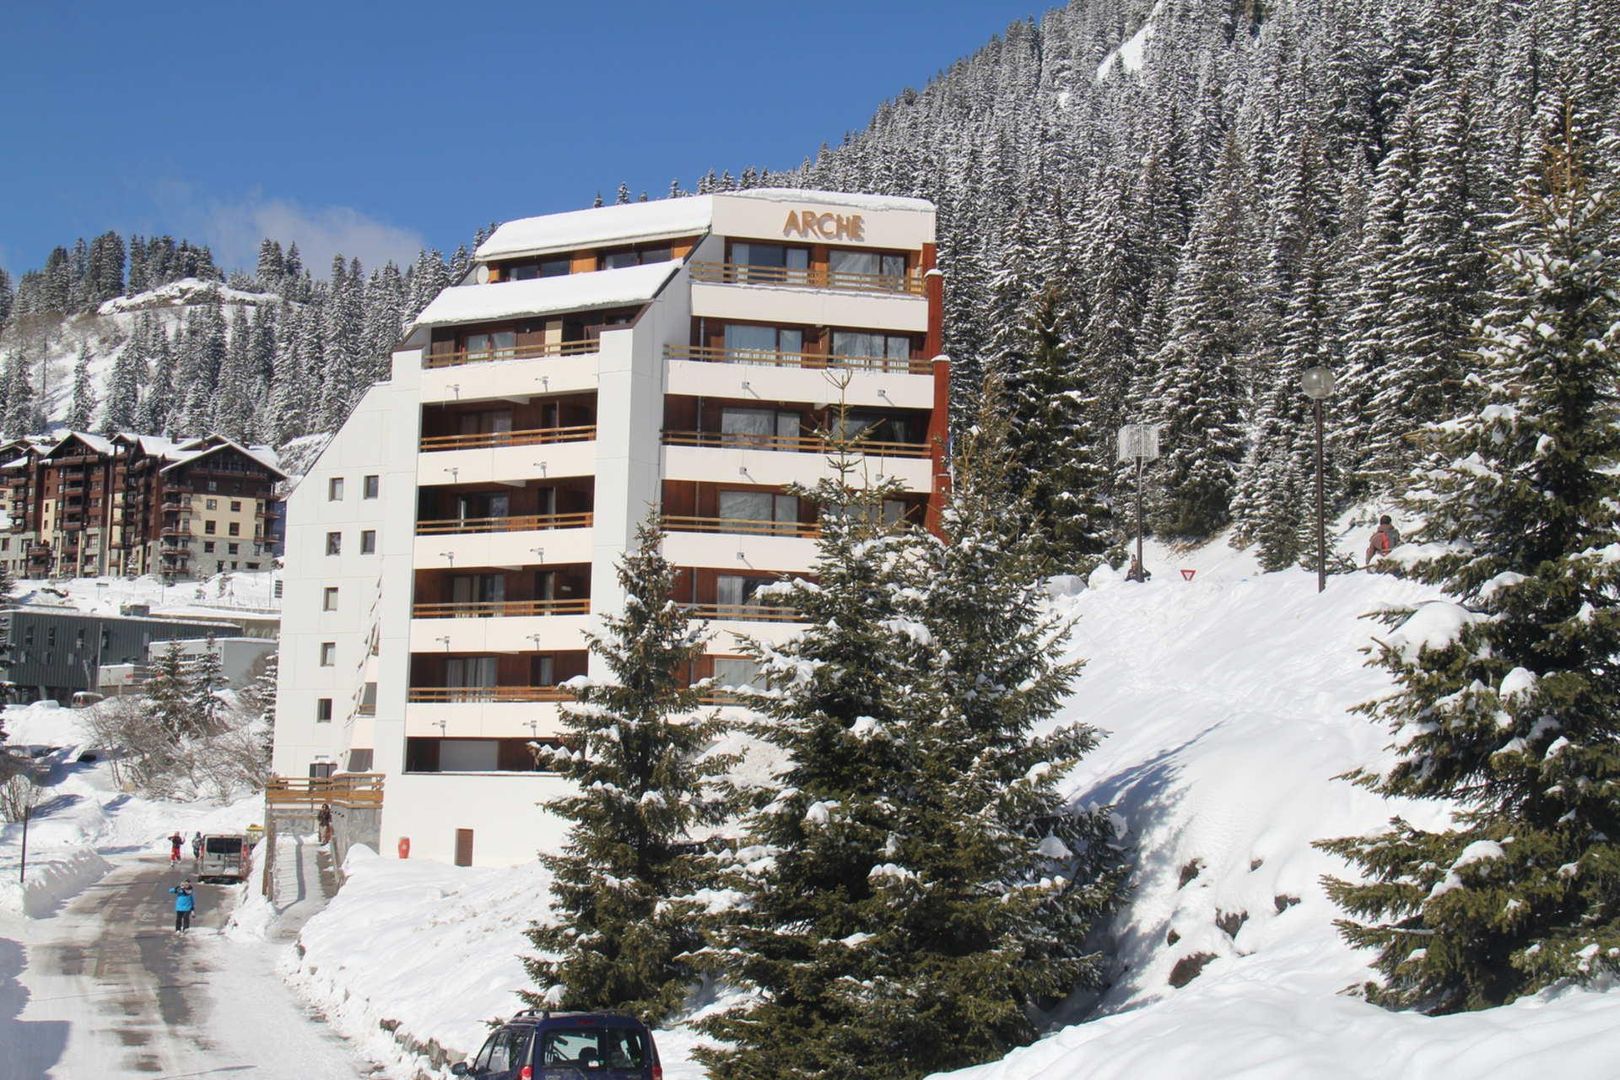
left=0, top=847, right=111, bottom=918
left=1097, top=1, right=1161, bottom=80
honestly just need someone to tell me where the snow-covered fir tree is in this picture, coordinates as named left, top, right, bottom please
left=698, top=428, right=1123, bottom=1078
left=523, top=517, right=739, bottom=1023
left=66, top=344, right=96, bottom=431
left=1318, top=108, right=1620, bottom=1011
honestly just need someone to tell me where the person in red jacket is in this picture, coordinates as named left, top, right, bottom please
left=168, top=831, right=184, bottom=864
left=1365, top=515, right=1402, bottom=566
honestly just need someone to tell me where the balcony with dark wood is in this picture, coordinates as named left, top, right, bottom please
left=665, top=343, right=929, bottom=376
left=415, top=479, right=593, bottom=537
left=407, top=649, right=587, bottom=702
left=419, top=394, right=597, bottom=453
left=661, top=397, right=931, bottom=459
left=422, top=308, right=639, bottom=370
left=411, top=564, right=591, bottom=619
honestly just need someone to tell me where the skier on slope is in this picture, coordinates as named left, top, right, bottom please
left=169, top=879, right=196, bottom=933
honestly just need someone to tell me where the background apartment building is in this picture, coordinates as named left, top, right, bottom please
left=272, top=190, right=947, bottom=866
left=0, top=432, right=286, bottom=580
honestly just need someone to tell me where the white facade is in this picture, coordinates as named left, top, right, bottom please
left=272, top=189, right=946, bottom=867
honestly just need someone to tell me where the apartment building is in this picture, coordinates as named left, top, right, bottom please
left=0, top=432, right=286, bottom=580
left=271, top=189, right=948, bottom=866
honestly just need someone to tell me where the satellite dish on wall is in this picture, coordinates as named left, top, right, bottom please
left=475, top=265, right=490, bottom=284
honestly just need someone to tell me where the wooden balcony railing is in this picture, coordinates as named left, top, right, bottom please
left=424, top=338, right=599, bottom=369
left=416, top=511, right=594, bottom=536
left=661, top=514, right=820, bottom=538
left=407, top=686, right=573, bottom=704
left=681, top=603, right=803, bottom=623
left=266, top=772, right=384, bottom=809
left=689, top=261, right=925, bottom=296
left=663, top=431, right=930, bottom=459
left=420, top=424, right=596, bottom=452
left=665, top=343, right=930, bottom=376
left=411, top=598, right=591, bottom=618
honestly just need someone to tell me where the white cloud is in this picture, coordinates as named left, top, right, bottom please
left=155, top=183, right=427, bottom=276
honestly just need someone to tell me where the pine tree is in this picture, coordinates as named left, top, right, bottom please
left=1318, top=107, right=1620, bottom=1012
left=698, top=425, right=1124, bottom=1079
left=143, top=642, right=197, bottom=739
left=102, top=318, right=148, bottom=434
left=67, top=344, right=96, bottom=431
left=139, top=327, right=178, bottom=435
left=523, top=517, right=737, bottom=1022
left=187, top=637, right=225, bottom=735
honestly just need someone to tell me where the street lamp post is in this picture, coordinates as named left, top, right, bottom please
left=1301, top=367, right=1336, bottom=594
left=1117, top=424, right=1162, bottom=579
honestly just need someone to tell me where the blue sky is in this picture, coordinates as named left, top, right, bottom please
left=0, top=2, right=1044, bottom=278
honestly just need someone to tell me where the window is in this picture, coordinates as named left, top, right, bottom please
left=718, top=490, right=799, bottom=533
left=309, top=760, right=336, bottom=779
left=328, top=477, right=344, bottom=501
left=323, top=587, right=339, bottom=611
left=205, top=520, right=217, bottom=535
left=508, top=257, right=570, bottom=280
left=203, top=541, right=216, bottom=553
left=717, top=575, right=775, bottom=609
left=320, top=642, right=336, bottom=666
left=464, top=329, right=517, bottom=361
left=205, top=498, right=218, bottom=510
left=531, top=655, right=555, bottom=686
left=830, top=330, right=914, bottom=370
left=230, top=500, right=242, bottom=512
left=326, top=531, right=342, bottom=556
left=46, top=627, right=56, bottom=647
left=316, top=698, right=333, bottom=723
left=828, top=247, right=908, bottom=284
left=720, top=407, right=800, bottom=447
left=363, top=475, right=379, bottom=499
left=361, top=530, right=377, bottom=554
left=227, top=543, right=239, bottom=555
left=207, top=480, right=218, bottom=493
left=600, top=245, right=672, bottom=270
left=712, top=657, right=765, bottom=691
left=730, top=242, right=810, bottom=282
left=540, top=1028, right=646, bottom=1071
left=228, top=522, right=240, bottom=537
left=723, top=323, right=804, bottom=358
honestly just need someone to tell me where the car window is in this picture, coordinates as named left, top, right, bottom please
left=540, top=1028, right=646, bottom=1069
left=473, top=1033, right=499, bottom=1071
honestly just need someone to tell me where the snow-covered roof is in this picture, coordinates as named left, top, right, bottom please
left=114, top=433, right=183, bottom=457
left=476, top=198, right=715, bottom=262
left=726, top=188, right=936, bottom=213
left=157, top=437, right=288, bottom=479
left=45, top=431, right=114, bottom=457
left=412, top=263, right=680, bottom=329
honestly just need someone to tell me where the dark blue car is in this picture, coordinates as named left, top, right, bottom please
left=451, top=1010, right=663, bottom=1080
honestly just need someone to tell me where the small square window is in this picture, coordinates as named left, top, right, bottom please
left=363, top=475, right=380, bottom=499
left=230, top=500, right=242, bottom=512
left=207, top=480, right=218, bottom=493
left=323, top=587, right=339, bottom=611
left=320, top=642, right=336, bottom=666
left=228, top=521, right=240, bottom=537
left=361, top=530, right=377, bottom=554
left=205, top=498, right=218, bottom=510
left=203, top=541, right=216, bottom=553
left=228, top=542, right=239, bottom=554
left=326, top=531, right=342, bottom=555
left=328, top=477, right=345, bottom=501
left=205, top=520, right=217, bottom=535
left=316, top=698, right=333, bottom=722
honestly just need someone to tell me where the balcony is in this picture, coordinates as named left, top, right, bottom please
left=420, top=425, right=595, bottom=454
left=411, top=598, right=590, bottom=619
left=665, top=344, right=928, bottom=376
left=416, top=511, right=593, bottom=536
left=662, top=430, right=929, bottom=459
left=423, top=338, right=598, bottom=370
left=407, top=686, right=572, bottom=703
left=662, top=515, right=819, bottom=538
left=689, top=261, right=924, bottom=296
left=681, top=603, right=802, bottom=623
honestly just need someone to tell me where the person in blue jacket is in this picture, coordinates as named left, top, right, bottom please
left=170, top=880, right=196, bottom=933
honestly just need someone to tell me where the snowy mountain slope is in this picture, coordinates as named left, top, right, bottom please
left=277, top=527, right=1620, bottom=1078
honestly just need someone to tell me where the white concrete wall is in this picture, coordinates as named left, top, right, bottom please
left=690, top=281, right=927, bottom=334
left=271, top=380, right=416, bottom=778
left=411, top=524, right=593, bottom=571
left=383, top=772, right=572, bottom=867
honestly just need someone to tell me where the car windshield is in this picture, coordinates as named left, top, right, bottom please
left=539, top=1027, right=647, bottom=1070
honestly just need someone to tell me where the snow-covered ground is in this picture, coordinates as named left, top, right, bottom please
left=0, top=701, right=262, bottom=918
left=276, top=521, right=1619, bottom=1077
